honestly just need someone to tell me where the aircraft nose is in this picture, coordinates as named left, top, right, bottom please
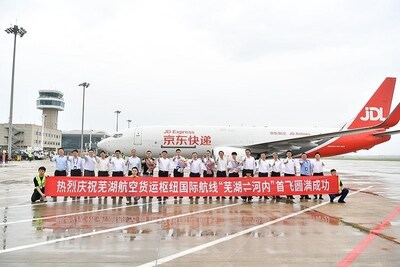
left=97, top=138, right=109, bottom=152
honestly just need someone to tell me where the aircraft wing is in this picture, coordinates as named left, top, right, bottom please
left=373, top=129, right=400, bottom=136
left=246, top=102, right=400, bottom=153
left=245, top=127, right=379, bottom=153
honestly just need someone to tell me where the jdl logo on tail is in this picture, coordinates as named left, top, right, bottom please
left=360, top=107, right=385, bottom=121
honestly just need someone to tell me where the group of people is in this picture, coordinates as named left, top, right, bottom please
left=31, top=147, right=348, bottom=204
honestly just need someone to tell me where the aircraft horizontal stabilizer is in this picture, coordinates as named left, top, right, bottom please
left=375, top=102, right=400, bottom=129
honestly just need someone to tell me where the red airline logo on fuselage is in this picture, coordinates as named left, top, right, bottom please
left=162, top=129, right=212, bottom=148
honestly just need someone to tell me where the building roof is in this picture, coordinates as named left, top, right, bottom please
left=62, top=130, right=109, bottom=136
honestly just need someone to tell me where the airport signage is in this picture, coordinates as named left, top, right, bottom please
left=45, top=176, right=340, bottom=197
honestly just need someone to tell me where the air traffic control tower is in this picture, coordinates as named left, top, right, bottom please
left=36, top=90, right=65, bottom=129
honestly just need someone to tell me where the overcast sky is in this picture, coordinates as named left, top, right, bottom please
left=1, top=0, right=399, bottom=155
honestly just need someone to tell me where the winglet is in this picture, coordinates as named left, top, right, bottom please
left=375, top=102, right=400, bottom=129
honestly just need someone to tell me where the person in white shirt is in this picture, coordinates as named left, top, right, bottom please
left=50, top=147, right=68, bottom=201
left=242, top=149, right=255, bottom=202
left=188, top=152, right=202, bottom=200
left=202, top=150, right=215, bottom=200
left=110, top=150, right=125, bottom=177
left=227, top=152, right=241, bottom=200
left=126, top=148, right=142, bottom=176
left=283, top=150, right=296, bottom=199
left=157, top=150, right=171, bottom=201
left=312, top=152, right=325, bottom=200
left=257, top=153, right=269, bottom=177
left=158, top=150, right=171, bottom=177
left=81, top=148, right=98, bottom=199
left=172, top=149, right=186, bottom=200
left=51, top=147, right=69, bottom=176
left=110, top=150, right=125, bottom=200
left=257, top=152, right=269, bottom=200
left=172, top=148, right=186, bottom=178
left=227, top=152, right=241, bottom=178
left=97, top=151, right=110, bottom=177
left=68, top=149, right=84, bottom=200
left=83, top=149, right=97, bottom=177
left=216, top=150, right=228, bottom=177
left=269, top=152, right=282, bottom=199
left=215, top=150, right=227, bottom=200
left=188, top=152, right=203, bottom=176
left=242, top=149, right=256, bottom=177
left=69, top=149, right=83, bottom=177
left=269, top=152, right=282, bottom=177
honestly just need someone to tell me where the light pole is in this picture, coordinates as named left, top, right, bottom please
left=5, top=25, right=27, bottom=161
left=89, top=129, right=93, bottom=151
left=41, top=114, right=46, bottom=152
left=114, top=110, right=121, bottom=132
left=127, top=119, right=132, bottom=128
left=79, top=82, right=90, bottom=155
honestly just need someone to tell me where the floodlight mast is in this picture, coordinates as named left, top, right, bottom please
left=79, top=82, right=90, bottom=154
left=5, top=25, right=27, bottom=161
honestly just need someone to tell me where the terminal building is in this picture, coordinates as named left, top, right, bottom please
left=0, top=123, right=62, bottom=151
left=61, top=130, right=109, bottom=153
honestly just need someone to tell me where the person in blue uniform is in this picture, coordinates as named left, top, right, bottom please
left=299, top=153, right=312, bottom=200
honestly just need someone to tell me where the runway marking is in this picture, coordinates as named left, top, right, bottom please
left=0, top=202, right=242, bottom=254
left=137, top=186, right=372, bottom=267
left=337, top=203, right=400, bottom=267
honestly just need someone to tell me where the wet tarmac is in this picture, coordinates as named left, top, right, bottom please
left=0, top=159, right=399, bottom=266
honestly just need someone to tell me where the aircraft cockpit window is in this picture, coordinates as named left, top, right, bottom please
left=113, top=133, right=123, bottom=138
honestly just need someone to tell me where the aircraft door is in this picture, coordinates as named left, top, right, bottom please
left=134, top=128, right=142, bottom=145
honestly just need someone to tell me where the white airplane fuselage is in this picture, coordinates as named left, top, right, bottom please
left=97, top=78, right=400, bottom=158
left=97, top=125, right=334, bottom=158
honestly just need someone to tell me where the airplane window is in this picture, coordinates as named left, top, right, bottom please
left=113, top=133, right=123, bottom=138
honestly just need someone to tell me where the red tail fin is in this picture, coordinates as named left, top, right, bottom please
left=347, top=77, right=396, bottom=129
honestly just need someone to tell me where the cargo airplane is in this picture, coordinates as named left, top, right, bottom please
left=97, top=78, right=400, bottom=159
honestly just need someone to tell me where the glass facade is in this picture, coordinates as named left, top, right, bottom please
left=36, top=99, right=65, bottom=108
left=37, top=90, right=65, bottom=111
left=39, top=92, right=63, bottom=99
left=62, top=133, right=108, bottom=153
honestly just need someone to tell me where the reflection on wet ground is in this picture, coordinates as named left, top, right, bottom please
left=0, top=159, right=399, bottom=266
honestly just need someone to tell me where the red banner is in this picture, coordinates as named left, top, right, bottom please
left=45, top=176, right=339, bottom=197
